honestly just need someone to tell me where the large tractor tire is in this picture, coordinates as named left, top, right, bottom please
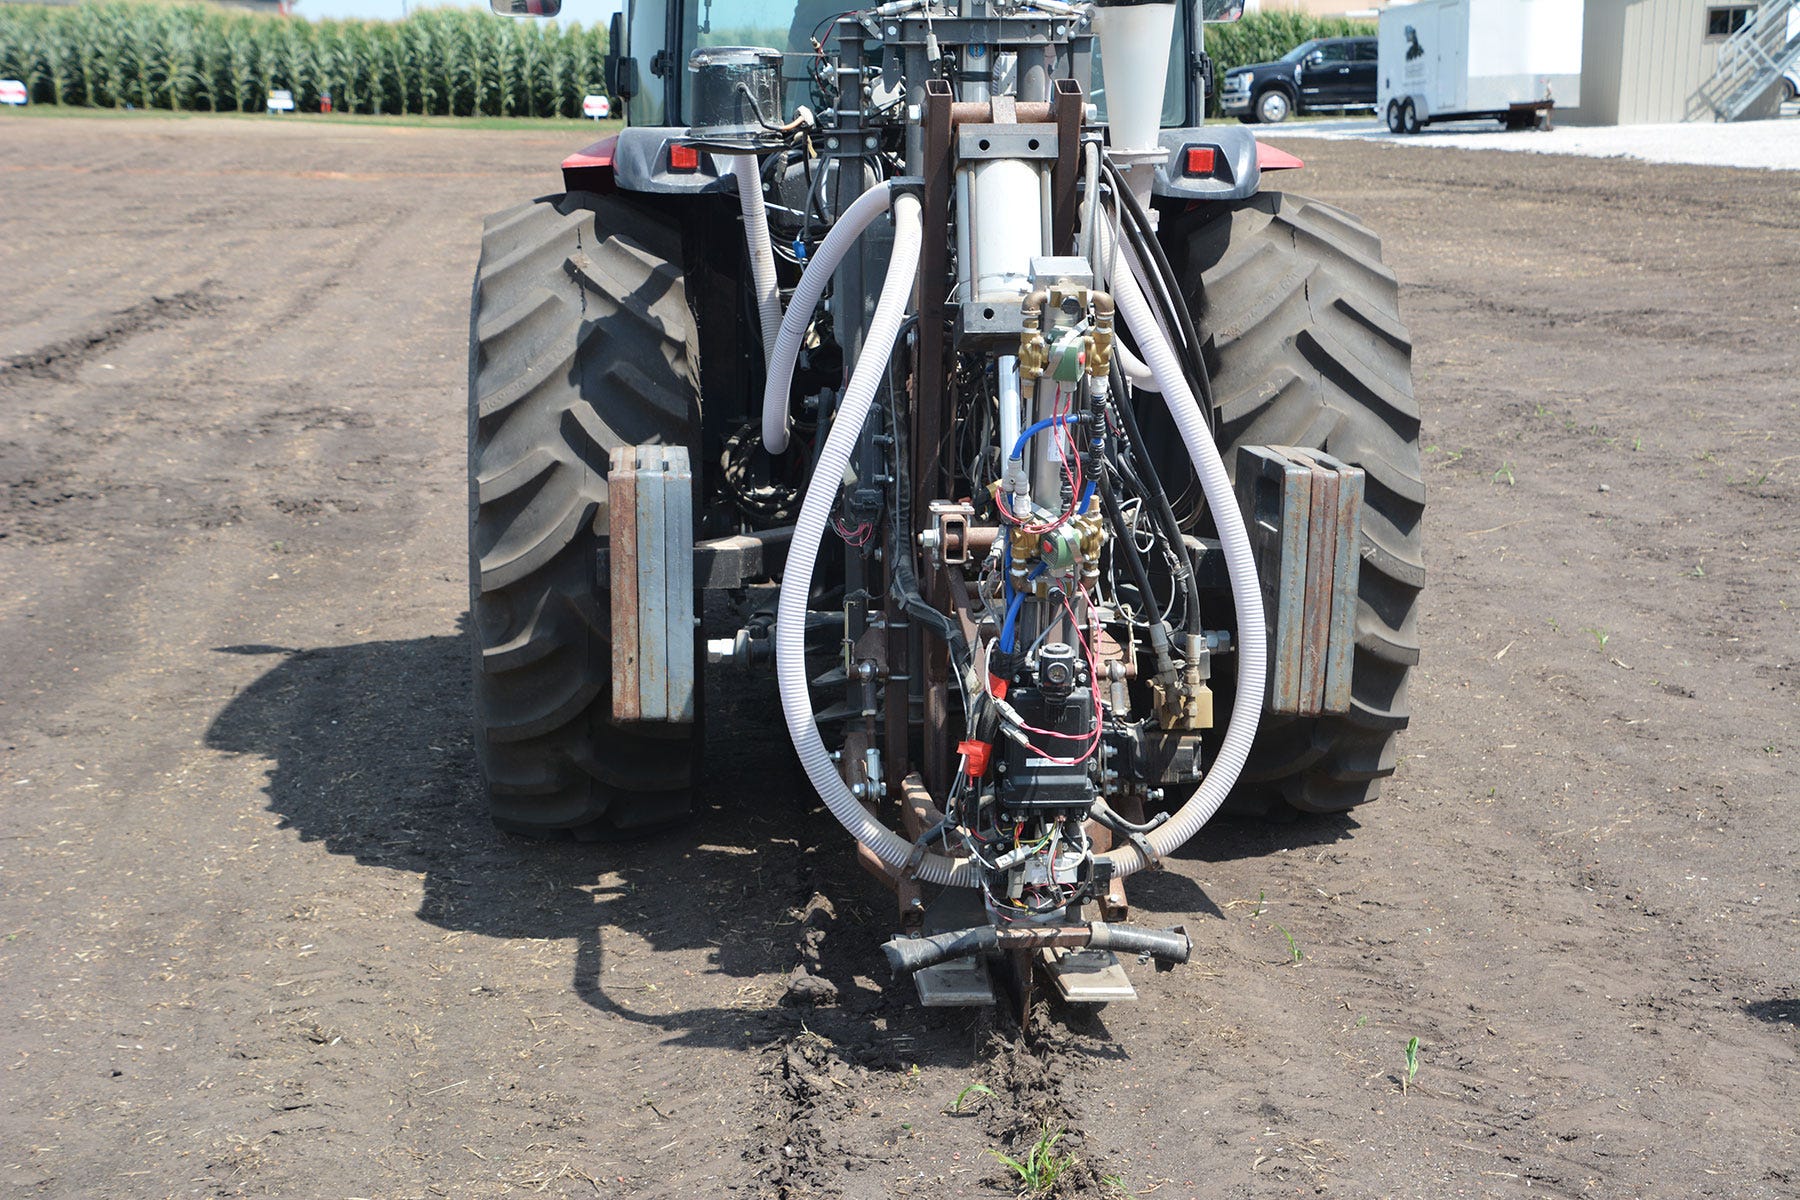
left=467, top=191, right=703, bottom=837
left=1174, top=191, right=1424, bottom=816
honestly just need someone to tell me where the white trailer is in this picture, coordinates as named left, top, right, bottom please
left=1378, top=0, right=1584, bottom=134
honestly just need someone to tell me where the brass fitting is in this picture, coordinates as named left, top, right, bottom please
left=1018, top=289, right=1049, bottom=381
left=1152, top=634, right=1216, bottom=730
left=1007, top=525, right=1037, bottom=590
left=1087, top=292, right=1115, bottom=379
left=1152, top=679, right=1214, bottom=730
left=1073, top=508, right=1105, bottom=585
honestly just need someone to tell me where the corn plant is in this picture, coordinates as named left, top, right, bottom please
left=0, top=0, right=610, bottom=118
left=989, top=1124, right=1077, bottom=1197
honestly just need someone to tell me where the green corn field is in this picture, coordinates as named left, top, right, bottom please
left=0, top=2, right=1366, bottom=122
left=0, top=1, right=611, bottom=118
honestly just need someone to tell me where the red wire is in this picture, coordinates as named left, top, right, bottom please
left=995, top=590, right=1104, bottom=767
left=833, top=518, right=872, bottom=546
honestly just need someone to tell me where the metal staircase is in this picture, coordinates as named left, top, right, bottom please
left=1701, top=0, right=1800, bottom=121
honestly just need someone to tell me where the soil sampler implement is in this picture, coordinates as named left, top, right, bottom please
left=469, top=0, right=1423, bottom=1011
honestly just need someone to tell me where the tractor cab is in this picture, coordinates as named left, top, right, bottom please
left=603, top=0, right=1214, bottom=132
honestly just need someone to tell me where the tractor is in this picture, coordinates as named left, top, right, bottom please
left=468, top=0, right=1422, bottom=1010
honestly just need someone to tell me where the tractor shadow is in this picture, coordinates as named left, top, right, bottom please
left=203, top=620, right=1360, bottom=1054
left=204, top=621, right=927, bottom=1056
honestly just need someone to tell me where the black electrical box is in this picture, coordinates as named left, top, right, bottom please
left=999, top=685, right=1095, bottom=814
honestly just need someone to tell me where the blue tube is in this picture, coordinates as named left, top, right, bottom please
left=1001, top=562, right=1049, bottom=654
left=1076, top=480, right=1097, bottom=514
left=999, top=535, right=1017, bottom=651
left=1010, top=414, right=1081, bottom=462
left=1000, top=592, right=1026, bottom=654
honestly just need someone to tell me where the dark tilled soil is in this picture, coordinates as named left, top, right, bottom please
left=1, top=117, right=1796, bottom=1200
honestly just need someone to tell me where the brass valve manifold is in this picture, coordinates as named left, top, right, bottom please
left=1016, top=287, right=1114, bottom=381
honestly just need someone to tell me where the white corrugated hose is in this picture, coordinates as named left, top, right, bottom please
left=759, top=181, right=896, bottom=455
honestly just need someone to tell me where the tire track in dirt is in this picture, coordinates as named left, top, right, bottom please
left=0, top=288, right=224, bottom=384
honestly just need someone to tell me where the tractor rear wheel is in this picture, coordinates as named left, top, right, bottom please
left=1172, top=191, right=1424, bottom=816
left=467, top=191, right=703, bottom=837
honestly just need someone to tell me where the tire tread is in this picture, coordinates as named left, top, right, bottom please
left=468, top=192, right=702, bottom=836
left=1175, top=190, right=1424, bottom=815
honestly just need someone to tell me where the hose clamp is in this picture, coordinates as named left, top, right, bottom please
left=884, top=175, right=926, bottom=201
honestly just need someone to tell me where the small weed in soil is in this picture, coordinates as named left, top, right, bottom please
left=951, top=1082, right=994, bottom=1113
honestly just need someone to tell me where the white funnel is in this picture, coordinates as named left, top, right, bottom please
left=1093, top=0, right=1177, bottom=154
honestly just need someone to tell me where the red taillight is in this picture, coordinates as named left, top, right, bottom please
left=1184, top=145, right=1217, bottom=176
left=669, top=143, right=700, bottom=172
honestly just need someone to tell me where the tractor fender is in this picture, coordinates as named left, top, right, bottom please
left=561, top=133, right=619, bottom=193
left=563, top=126, right=737, bottom=196
left=1151, top=125, right=1264, bottom=201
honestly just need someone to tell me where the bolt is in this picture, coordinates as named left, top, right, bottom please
left=865, top=135, right=878, bottom=149
left=885, top=23, right=898, bottom=36
left=825, top=136, right=840, bottom=150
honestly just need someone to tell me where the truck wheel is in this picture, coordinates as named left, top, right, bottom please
left=1172, top=191, right=1424, bottom=815
left=1256, top=88, right=1292, bottom=124
left=467, top=191, right=703, bottom=837
left=1400, top=99, right=1421, bottom=134
left=1385, top=99, right=1404, bottom=133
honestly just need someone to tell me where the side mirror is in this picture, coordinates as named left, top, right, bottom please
left=1306, top=51, right=1325, bottom=66
left=490, top=0, right=562, bottom=15
left=1200, top=0, right=1245, bottom=21
left=607, top=12, right=637, bottom=100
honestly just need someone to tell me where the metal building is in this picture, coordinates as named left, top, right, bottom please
left=1560, top=0, right=1797, bottom=123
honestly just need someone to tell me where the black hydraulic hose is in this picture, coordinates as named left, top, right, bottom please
left=1108, top=449, right=1185, bottom=627
left=1105, top=378, right=1203, bottom=635
left=1103, top=159, right=1217, bottom=422
left=1092, top=923, right=1192, bottom=964
left=884, top=926, right=996, bottom=973
left=1117, top=211, right=1195, bottom=377
left=882, top=921, right=1192, bottom=974
left=1090, top=796, right=1170, bottom=836
left=1117, top=202, right=1199, bottom=381
left=1099, top=463, right=1178, bottom=674
left=884, top=332, right=971, bottom=664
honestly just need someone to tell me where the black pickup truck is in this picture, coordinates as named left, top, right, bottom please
left=1219, top=36, right=1378, bottom=124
